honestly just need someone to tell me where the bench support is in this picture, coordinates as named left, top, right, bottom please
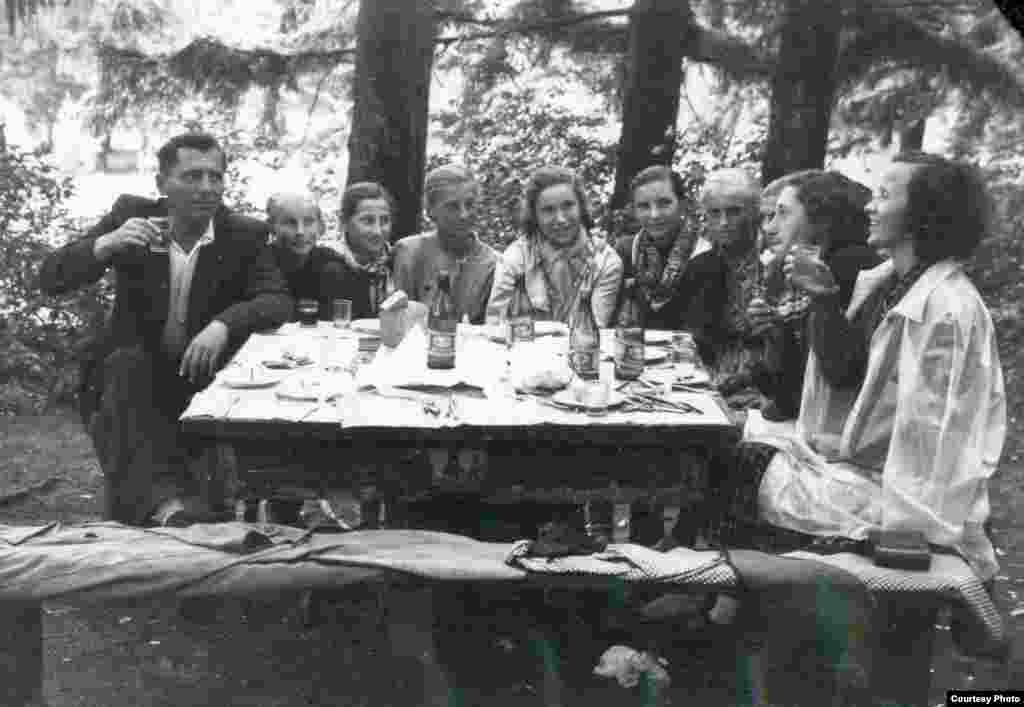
left=0, top=602, right=43, bottom=707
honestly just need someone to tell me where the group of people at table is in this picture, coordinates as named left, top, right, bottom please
left=38, top=131, right=1005, bottom=602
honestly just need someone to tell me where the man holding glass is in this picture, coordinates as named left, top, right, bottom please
left=39, top=132, right=292, bottom=525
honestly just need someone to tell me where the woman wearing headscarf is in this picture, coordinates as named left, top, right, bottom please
left=333, top=181, right=397, bottom=318
left=487, top=166, right=623, bottom=326
left=614, top=165, right=727, bottom=353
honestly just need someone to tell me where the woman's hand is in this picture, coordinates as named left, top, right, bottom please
left=746, top=296, right=777, bottom=336
left=783, top=252, right=839, bottom=297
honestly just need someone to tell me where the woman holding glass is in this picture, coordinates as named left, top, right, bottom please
left=745, top=171, right=880, bottom=420
left=486, top=166, right=623, bottom=326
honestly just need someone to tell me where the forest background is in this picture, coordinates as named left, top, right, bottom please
left=0, top=0, right=1022, bottom=460
left=0, top=2, right=1024, bottom=702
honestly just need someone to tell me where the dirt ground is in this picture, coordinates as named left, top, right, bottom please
left=1, top=410, right=1022, bottom=706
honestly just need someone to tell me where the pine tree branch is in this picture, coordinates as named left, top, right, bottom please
left=434, top=8, right=631, bottom=45
left=837, top=13, right=1024, bottom=110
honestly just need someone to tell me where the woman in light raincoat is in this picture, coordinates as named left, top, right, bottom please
left=714, top=152, right=1005, bottom=583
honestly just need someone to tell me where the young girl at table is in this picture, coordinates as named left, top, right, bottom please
left=335, top=181, right=397, bottom=317
left=391, top=166, right=498, bottom=323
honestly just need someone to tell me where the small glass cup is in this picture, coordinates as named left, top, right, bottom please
left=297, top=299, right=319, bottom=327
left=146, top=217, right=171, bottom=254
left=671, top=332, right=697, bottom=366
left=582, top=377, right=610, bottom=418
left=789, top=243, right=824, bottom=282
left=332, top=298, right=353, bottom=330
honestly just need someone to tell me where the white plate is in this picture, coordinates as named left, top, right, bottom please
left=600, top=346, right=669, bottom=364
left=220, top=368, right=284, bottom=389
left=645, top=347, right=668, bottom=363
left=351, top=319, right=381, bottom=334
left=550, top=389, right=627, bottom=411
left=276, top=375, right=348, bottom=402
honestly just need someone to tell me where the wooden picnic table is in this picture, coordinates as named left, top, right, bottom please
left=179, top=320, right=740, bottom=538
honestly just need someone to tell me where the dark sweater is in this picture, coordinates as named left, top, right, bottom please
left=753, top=242, right=881, bottom=417
left=273, top=244, right=383, bottom=321
left=614, top=235, right=729, bottom=363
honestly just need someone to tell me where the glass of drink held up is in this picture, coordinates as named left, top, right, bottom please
left=146, top=217, right=171, bottom=254
left=789, top=243, right=824, bottom=283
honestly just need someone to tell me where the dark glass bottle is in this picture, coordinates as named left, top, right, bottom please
left=568, top=281, right=600, bottom=381
left=427, top=270, right=457, bottom=370
left=614, top=277, right=645, bottom=380
left=507, top=274, right=535, bottom=345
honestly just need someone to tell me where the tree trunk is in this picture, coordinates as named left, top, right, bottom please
left=608, top=0, right=693, bottom=216
left=347, top=0, right=435, bottom=242
left=899, top=118, right=926, bottom=151
left=761, top=0, right=841, bottom=185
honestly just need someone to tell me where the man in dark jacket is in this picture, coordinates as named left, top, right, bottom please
left=39, top=132, right=292, bottom=524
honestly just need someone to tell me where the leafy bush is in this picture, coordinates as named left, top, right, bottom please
left=432, top=83, right=765, bottom=250
left=0, top=143, right=110, bottom=413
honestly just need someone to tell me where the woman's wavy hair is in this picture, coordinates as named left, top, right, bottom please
left=892, top=151, right=991, bottom=263
left=340, top=181, right=396, bottom=225
left=782, top=170, right=871, bottom=254
left=520, top=166, right=593, bottom=240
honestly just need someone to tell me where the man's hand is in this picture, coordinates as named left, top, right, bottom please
left=93, top=218, right=162, bottom=263
left=746, top=296, right=777, bottom=336
left=180, top=321, right=230, bottom=384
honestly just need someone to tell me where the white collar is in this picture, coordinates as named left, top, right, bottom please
left=174, top=218, right=215, bottom=257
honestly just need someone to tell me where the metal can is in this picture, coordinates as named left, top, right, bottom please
left=671, top=332, right=698, bottom=365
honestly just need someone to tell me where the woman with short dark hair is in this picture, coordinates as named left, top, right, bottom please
left=745, top=171, right=880, bottom=420
left=487, top=166, right=622, bottom=326
left=613, top=165, right=727, bottom=348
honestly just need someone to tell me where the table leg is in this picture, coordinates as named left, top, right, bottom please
left=0, top=601, right=43, bottom=706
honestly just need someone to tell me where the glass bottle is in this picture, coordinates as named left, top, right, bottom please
left=427, top=270, right=457, bottom=370
left=507, top=274, right=535, bottom=345
left=568, top=279, right=600, bottom=381
left=614, top=277, right=645, bottom=381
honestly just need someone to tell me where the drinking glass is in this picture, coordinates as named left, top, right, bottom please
left=146, top=217, right=171, bottom=254
left=582, top=377, right=610, bottom=418
left=332, top=298, right=353, bottom=330
left=297, top=299, right=319, bottom=327
left=789, top=244, right=824, bottom=282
